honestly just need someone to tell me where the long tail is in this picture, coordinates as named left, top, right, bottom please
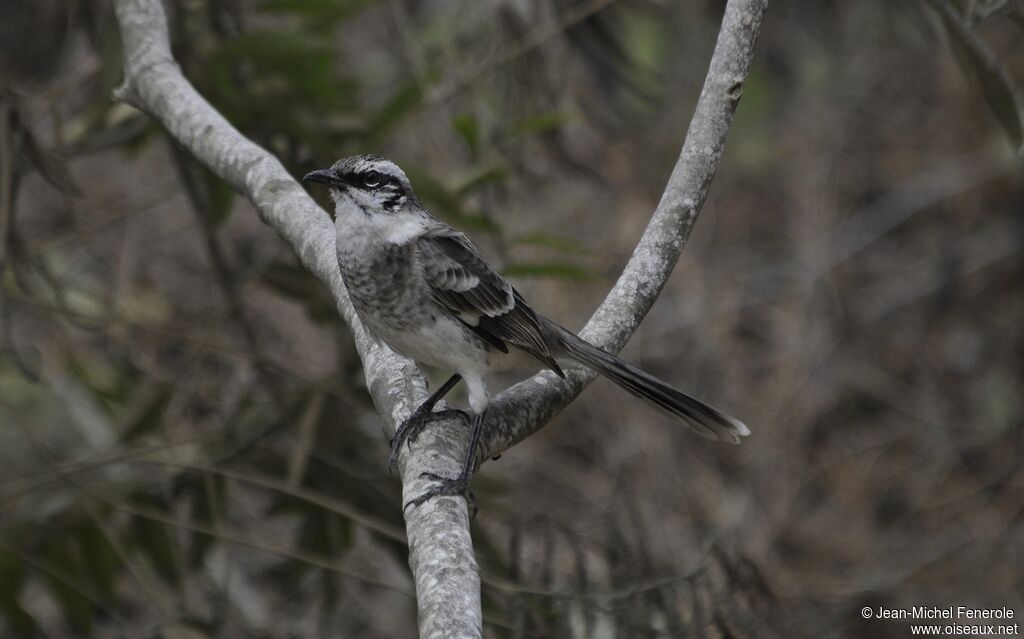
left=548, top=321, right=750, bottom=444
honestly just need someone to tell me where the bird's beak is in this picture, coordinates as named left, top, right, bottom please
left=302, top=169, right=346, bottom=188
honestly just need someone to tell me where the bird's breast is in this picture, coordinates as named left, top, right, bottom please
left=337, top=239, right=424, bottom=329
left=335, top=232, right=494, bottom=373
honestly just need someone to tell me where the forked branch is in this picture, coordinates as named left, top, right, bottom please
left=112, top=0, right=766, bottom=635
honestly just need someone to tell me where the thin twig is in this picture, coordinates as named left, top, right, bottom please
left=132, top=458, right=407, bottom=543
left=83, top=484, right=415, bottom=595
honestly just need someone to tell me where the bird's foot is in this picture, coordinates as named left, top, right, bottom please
left=404, top=471, right=477, bottom=518
left=388, top=408, right=469, bottom=473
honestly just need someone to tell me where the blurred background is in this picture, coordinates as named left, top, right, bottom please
left=1, top=0, right=1022, bottom=637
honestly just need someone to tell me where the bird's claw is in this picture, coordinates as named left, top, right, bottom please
left=403, top=471, right=477, bottom=518
left=387, top=408, right=469, bottom=473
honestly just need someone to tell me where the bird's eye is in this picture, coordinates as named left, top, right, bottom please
left=363, top=171, right=382, bottom=189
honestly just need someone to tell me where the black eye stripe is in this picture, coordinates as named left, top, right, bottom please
left=337, top=170, right=400, bottom=192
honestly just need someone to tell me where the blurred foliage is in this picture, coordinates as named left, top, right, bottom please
left=924, top=0, right=1024, bottom=148
left=0, top=0, right=1022, bottom=637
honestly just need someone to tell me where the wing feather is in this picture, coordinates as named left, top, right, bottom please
left=417, top=230, right=563, bottom=376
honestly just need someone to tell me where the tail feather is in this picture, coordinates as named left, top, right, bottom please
left=550, top=322, right=750, bottom=444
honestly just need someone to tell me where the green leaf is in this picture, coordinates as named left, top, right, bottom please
left=184, top=475, right=230, bottom=569
left=451, top=212, right=501, bottom=234
left=0, top=598, right=39, bottom=638
left=507, top=112, right=569, bottom=138
left=927, top=0, right=1024, bottom=148
left=364, top=81, right=423, bottom=145
left=452, top=113, right=480, bottom=155
left=502, top=261, right=593, bottom=280
left=96, top=8, right=125, bottom=97
left=511, top=231, right=587, bottom=254
left=622, top=11, right=670, bottom=76
left=213, top=32, right=346, bottom=108
left=293, top=509, right=353, bottom=605
left=45, top=578, right=92, bottom=637
left=118, top=382, right=172, bottom=443
left=454, top=166, right=508, bottom=197
left=187, top=473, right=226, bottom=568
left=66, top=354, right=124, bottom=410
left=159, top=622, right=213, bottom=639
left=74, top=523, right=119, bottom=604
left=260, top=0, right=377, bottom=26
left=129, top=516, right=181, bottom=587
left=0, top=548, right=41, bottom=637
left=40, top=543, right=93, bottom=637
left=216, top=32, right=332, bottom=73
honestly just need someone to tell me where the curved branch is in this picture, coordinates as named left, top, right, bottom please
left=480, top=0, right=767, bottom=461
left=112, top=1, right=479, bottom=635
left=112, top=0, right=766, bottom=634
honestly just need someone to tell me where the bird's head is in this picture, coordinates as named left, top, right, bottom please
left=303, top=155, right=415, bottom=215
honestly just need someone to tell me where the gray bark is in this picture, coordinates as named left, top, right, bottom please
left=111, top=0, right=766, bottom=635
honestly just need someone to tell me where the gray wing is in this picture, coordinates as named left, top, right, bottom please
left=416, top=229, right=564, bottom=377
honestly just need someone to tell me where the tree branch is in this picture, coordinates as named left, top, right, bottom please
left=113, top=1, right=480, bottom=634
left=479, top=0, right=767, bottom=461
left=111, top=0, right=766, bottom=634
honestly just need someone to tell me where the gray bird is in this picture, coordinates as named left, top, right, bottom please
left=304, top=155, right=749, bottom=509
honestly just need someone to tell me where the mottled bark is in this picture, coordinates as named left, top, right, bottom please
left=111, top=0, right=766, bottom=635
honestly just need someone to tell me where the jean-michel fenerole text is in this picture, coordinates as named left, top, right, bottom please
left=873, top=606, right=1015, bottom=620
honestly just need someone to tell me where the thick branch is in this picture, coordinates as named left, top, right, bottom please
left=480, top=0, right=767, bottom=461
left=112, top=1, right=479, bottom=635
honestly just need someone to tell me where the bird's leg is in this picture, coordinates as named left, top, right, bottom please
left=388, top=374, right=465, bottom=472
left=404, top=407, right=485, bottom=517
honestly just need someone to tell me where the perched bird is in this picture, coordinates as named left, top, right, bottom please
left=304, top=155, right=749, bottom=509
